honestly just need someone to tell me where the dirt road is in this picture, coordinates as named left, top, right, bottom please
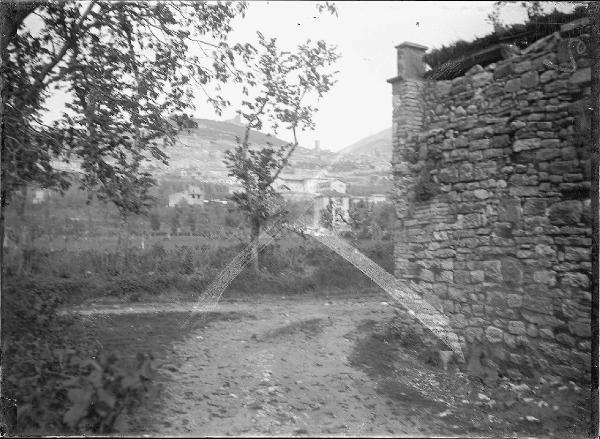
left=75, top=297, right=447, bottom=436
left=71, top=296, right=589, bottom=437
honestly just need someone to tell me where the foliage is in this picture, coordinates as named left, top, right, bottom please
left=11, top=348, right=156, bottom=434
left=423, top=5, right=588, bottom=72
left=3, top=235, right=396, bottom=304
left=407, top=143, right=443, bottom=202
left=1, top=1, right=250, bottom=212
left=2, top=280, right=156, bottom=435
left=59, top=352, right=155, bottom=433
left=413, top=174, right=439, bottom=202
left=224, top=28, right=339, bottom=269
left=347, top=201, right=396, bottom=240
left=149, top=210, right=160, bottom=231
left=170, top=207, right=181, bottom=234
left=319, top=199, right=346, bottom=230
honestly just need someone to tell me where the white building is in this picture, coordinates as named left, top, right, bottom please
left=32, top=189, right=49, bottom=204
left=350, top=194, right=388, bottom=205
left=227, top=184, right=243, bottom=195
left=317, top=179, right=347, bottom=194
left=168, top=185, right=205, bottom=207
left=274, top=175, right=347, bottom=195
left=368, top=193, right=387, bottom=203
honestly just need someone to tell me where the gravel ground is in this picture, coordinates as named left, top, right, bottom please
left=68, top=296, right=590, bottom=437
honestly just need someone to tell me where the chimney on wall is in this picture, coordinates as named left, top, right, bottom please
left=393, top=41, right=428, bottom=81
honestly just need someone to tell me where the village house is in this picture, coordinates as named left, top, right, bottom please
left=32, top=189, right=49, bottom=204
left=350, top=193, right=388, bottom=205
left=168, top=185, right=205, bottom=207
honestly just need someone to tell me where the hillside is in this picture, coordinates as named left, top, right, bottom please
left=175, top=117, right=290, bottom=150
left=340, top=127, right=392, bottom=161
left=154, top=117, right=335, bottom=177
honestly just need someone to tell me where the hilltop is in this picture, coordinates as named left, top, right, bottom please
left=339, top=127, right=392, bottom=161
left=151, top=117, right=336, bottom=179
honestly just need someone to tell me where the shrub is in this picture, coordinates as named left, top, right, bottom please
left=414, top=177, right=439, bottom=202
left=423, top=7, right=588, bottom=74
left=2, top=282, right=156, bottom=435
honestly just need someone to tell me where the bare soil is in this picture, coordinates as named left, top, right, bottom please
left=68, top=295, right=591, bottom=437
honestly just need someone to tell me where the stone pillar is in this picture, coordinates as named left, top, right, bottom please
left=387, top=42, right=428, bottom=278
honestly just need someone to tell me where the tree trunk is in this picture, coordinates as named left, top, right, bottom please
left=588, top=2, right=599, bottom=437
left=118, top=213, right=130, bottom=271
left=251, top=217, right=260, bottom=272
left=16, top=188, right=27, bottom=275
left=115, top=213, right=128, bottom=273
left=0, top=198, right=5, bottom=335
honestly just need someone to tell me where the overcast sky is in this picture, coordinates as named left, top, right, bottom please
left=195, top=1, right=572, bottom=151
left=39, top=1, right=573, bottom=152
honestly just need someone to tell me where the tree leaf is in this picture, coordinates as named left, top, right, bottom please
left=63, top=388, right=93, bottom=428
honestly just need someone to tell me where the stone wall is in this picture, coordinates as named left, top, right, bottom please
left=388, top=33, right=592, bottom=381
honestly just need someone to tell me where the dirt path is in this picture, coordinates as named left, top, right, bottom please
left=68, top=296, right=590, bottom=437
left=92, top=298, right=447, bottom=436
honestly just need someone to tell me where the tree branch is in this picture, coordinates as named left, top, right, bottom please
left=22, top=1, right=96, bottom=105
left=0, top=1, right=39, bottom=54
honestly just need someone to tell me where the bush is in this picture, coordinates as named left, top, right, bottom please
left=423, top=7, right=588, bottom=72
left=2, top=282, right=156, bottom=435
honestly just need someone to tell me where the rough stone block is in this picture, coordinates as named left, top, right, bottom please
left=472, top=71, right=493, bottom=88
left=570, top=67, right=591, bottom=85
left=513, top=138, right=541, bottom=151
left=509, top=186, right=539, bottom=197
left=514, top=60, right=532, bottom=73
left=465, top=327, right=483, bottom=342
left=568, top=321, right=591, bottom=338
left=494, top=62, right=514, bottom=79
left=536, top=147, right=560, bottom=161
left=486, top=290, right=506, bottom=308
left=548, top=200, right=582, bottom=225
left=485, top=326, right=504, bottom=343
left=564, top=246, right=590, bottom=262
left=507, top=294, right=522, bottom=307
left=539, top=327, right=554, bottom=339
left=498, top=198, right=522, bottom=223
left=458, top=163, right=475, bottom=181
left=549, top=160, right=580, bottom=175
left=470, top=139, right=491, bottom=150
left=443, top=300, right=454, bottom=313
left=560, top=272, right=590, bottom=289
left=491, top=134, right=510, bottom=148
left=501, top=258, right=523, bottom=284
left=522, top=311, right=563, bottom=327
left=533, top=270, right=557, bottom=286
left=448, top=287, right=466, bottom=301
left=473, top=189, right=489, bottom=200
left=526, top=324, right=538, bottom=338
left=521, top=71, right=539, bottom=88
left=470, top=270, right=485, bottom=283
left=437, top=270, right=454, bottom=282
left=508, top=321, right=527, bottom=335
left=540, top=70, right=558, bottom=83
left=556, top=332, right=576, bottom=347
left=482, top=260, right=502, bottom=282
left=535, top=244, right=556, bottom=258
left=522, top=198, right=546, bottom=216
left=438, top=167, right=458, bottom=183
left=454, top=270, right=471, bottom=285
